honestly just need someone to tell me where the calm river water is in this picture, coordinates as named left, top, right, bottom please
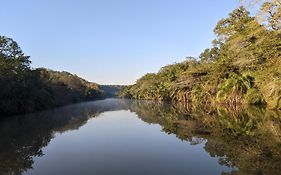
left=0, top=99, right=280, bottom=175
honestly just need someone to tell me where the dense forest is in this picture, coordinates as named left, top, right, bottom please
left=0, top=36, right=121, bottom=116
left=119, top=1, right=281, bottom=109
left=1, top=1, right=280, bottom=116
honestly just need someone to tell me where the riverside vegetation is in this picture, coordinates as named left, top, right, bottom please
left=0, top=1, right=280, bottom=175
left=0, top=1, right=280, bottom=116
left=119, top=2, right=281, bottom=109
left=0, top=36, right=121, bottom=116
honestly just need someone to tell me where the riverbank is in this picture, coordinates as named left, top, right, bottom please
left=118, top=6, right=281, bottom=109
left=0, top=36, right=122, bottom=117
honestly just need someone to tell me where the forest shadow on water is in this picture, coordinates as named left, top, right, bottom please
left=0, top=99, right=281, bottom=175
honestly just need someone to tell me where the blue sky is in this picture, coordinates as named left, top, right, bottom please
left=1, top=0, right=239, bottom=85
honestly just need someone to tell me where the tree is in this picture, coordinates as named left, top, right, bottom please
left=0, top=36, right=106, bottom=116
left=0, top=36, right=31, bottom=76
left=259, top=1, right=281, bottom=30
left=119, top=5, right=280, bottom=109
left=214, top=7, right=253, bottom=44
left=240, top=0, right=281, bottom=30
left=199, top=47, right=220, bottom=63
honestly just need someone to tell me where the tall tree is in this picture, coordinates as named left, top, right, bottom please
left=0, top=36, right=31, bottom=76
left=240, top=0, right=281, bottom=30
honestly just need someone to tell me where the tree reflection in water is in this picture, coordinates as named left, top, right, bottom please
left=0, top=99, right=280, bottom=175
left=0, top=99, right=124, bottom=175
left=129, top=100, right=281, bottom=175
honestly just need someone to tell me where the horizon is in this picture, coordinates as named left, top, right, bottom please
left=1, top=0, right=241, bottom=85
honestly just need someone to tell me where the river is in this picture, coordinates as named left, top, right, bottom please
left=0, top=98, right=280, bottom=175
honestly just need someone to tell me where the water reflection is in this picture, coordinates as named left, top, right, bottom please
left=0, top=99, right=280, bottom=175
left=129, top=100, right=281, bottom=175
left=0, top=99, right=124, bottom=175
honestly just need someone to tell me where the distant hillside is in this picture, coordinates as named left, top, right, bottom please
left=100, top=85, right=125, bottom=97
left=0, top=36, right=107, bottom=116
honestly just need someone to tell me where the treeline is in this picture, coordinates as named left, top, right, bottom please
left=0, top=36, right=108, bottom=116
left=119, top=2, right=281, bottom=109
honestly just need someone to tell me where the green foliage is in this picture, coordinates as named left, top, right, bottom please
left=216, top=73, right=253, bottom=104
left=260, top=1, right=281, bottom=30
left=214, top=6, right=253, bottom=43
left=0, top=36, right=106, bottom=116
left=119, top=3, right=281, bottom=109
left=245, top=88, right=266, bottom=105
left=199, top=47, right=220, bottom=63
left=119, top=59, right=197, bottom=101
